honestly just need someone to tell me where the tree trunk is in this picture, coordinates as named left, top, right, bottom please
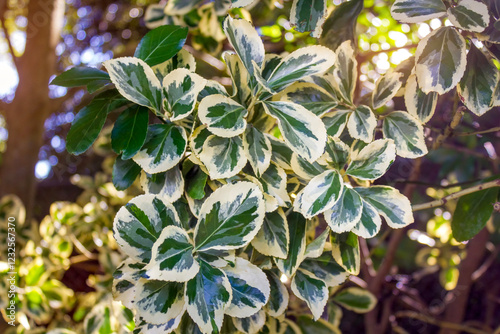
left=0, top=0, right=65, bottom=221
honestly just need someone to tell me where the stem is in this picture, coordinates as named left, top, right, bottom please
left=454, top=126, right=500, bottom=137
left=412, top=179, right=500, bottom=212
left=432, top=105, right=464, bottom=150
left=395, top=311, right=488, bottom=334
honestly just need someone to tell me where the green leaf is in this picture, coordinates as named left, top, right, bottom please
left=135, top=279, right=185, bottom=325
left=184, top=165, right=208, bottom=200
left=199, top=135, right=247, bottom=179
left=265, top=270, right=289, bottom=317
left=141, top=167, right=185, bottom=203
left=294, top=170, right=344, bottom=219
left=275, top=212, right=307, bottom=277
left=198, top=249, right=236, bottom=268
left=263, top=101, right=327, bottom=162
left=296, top=315, right=341, bottom=334
left=198, top=94, right=248, bottom=138
left=223, top=257, right=270, bottom=318
left=232, top=309, right=266, bottom=334
left=372, top=72, right=403, bottom=109
left=355, top=186, right=414, bottom=228
left=133, top=123, right=187, bottom=174
left=346, top=139, right=396, bottom=180
left=300, top=252, right=348, bottom=287
left=448, top=0, right=490, bottom=33
left=186, top=260, right=232, bottom=334
left=163, top=68, right=207, bottom=121
left=415, top=27, right=466, bottom=94
left=243, top=125, right=272, bottom=177
left=111, top=105, right=149, bottom=160
left=251, top=208, right=289, bottom=259
left=267, top=46, right=336, bottom=92
left=383, top=111, right=428, bottom=158
left=405, top=74, right=438, bottom=123
left=67, top=90, right=127, bottom=155
left=290, top=0, right=327, bottom=37
left=104, top=57, right=163, bottom=112
left=330, top=232, right=360, bottom=275
left=134, top=25, right=188, bottom=67
left=50, top=66, right=111, bottom=91
left=145, top=226, right=199, bottom=282
left=112, top=155, right=141, bottom=191
left=320, top=0, right=363, bottom=51
left=194, top=182, right=265, bottom=252
left=334, top=41, right=357, bottom=104
left=391, top=0, right=447, bottom=23
left=347, top=105, right=377, bottom=143
left=351, top=199, right=382, bottom=239
left=224, top=16, right=265, bottom=76
left=113, top=194, right=181, bottom=262
left=282, top=82, right=338, bottom=117
left=451, top=186, right=499, bottom=241
left=325, top=187, right=363, bottom=234
left=322, top=109, right=351, bottom=137
left=291, top=269, right=328, bottom=320
left=333, top=287, right=377, bottom=313
left=458, top=43, right=497, bottom=116
left=134, top=314, right=184, bottom=334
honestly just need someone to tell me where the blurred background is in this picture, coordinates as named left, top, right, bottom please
left=0, top=0, right=499, bottom=333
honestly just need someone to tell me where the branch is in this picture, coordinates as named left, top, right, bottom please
left=412, top=179, right=500, bottom=212
left=394, top=311, right=488, bottom=334
left=454, top=126, right=500, bottom=137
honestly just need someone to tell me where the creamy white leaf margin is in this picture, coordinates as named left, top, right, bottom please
left=372, top=71, right=403, bottom=109
left=447, top=0, right=490, bottom=33
left=199, top=135, right=247, bottom=179
left=391, top=0, right=447, bottom=23
left=198, top=94, right=248, bottom=138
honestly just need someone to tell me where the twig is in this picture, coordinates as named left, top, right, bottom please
left=412, top=179, right=500, bottom=211
left=391, top=179, right=482, bottom=189
left=432, top=105, right=465, bottom=150
left=454, top=126, right=500, bottom=137
left=394, top=311, right=488, bottom=334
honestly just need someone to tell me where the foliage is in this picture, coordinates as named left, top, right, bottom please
left=46, top=0, right=500, bottom=333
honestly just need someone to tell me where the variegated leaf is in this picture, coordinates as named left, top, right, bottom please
left=104, top=57, right=163, bottom=112
left=259, top=162, right=291, bottom=207
left=355, top=186, right=414, bottom=228
left=265, top=270, right=289, bottom=317
left=268, top=135, right=294, bottom=170
left=331, top=232, right=360, bottom=275
left=372, top=72, right=403, bottom=109
left=134, top=312, right=184, bottom=334
left=383, top=111, right=428, bottom=158
left=346, top=105, right=377, bottom=143
left=198, top=94, right=248, bottom=137
left=267, top=46, right=336, bottom=92
left=152, top=49, right=197, bottom=81
left=199, top=135, right=247, bottom=179
left=194, top=182, right=265, bottom=252
left=405, top=74, right=438, bottom=123
left=252, top=208, right=289, bottom=259
left=325, top=187, right=363, bottom=234
left=323, top=137, right=350, bottom=170
left=186, top=260, right=232, bottom=334
left=300, top=252, right=349, bottom=287
left=263, top=101, right=327, bottom=162
left=223, top=16, right=265, bottom=76
left=162, top=68, right=206, bottom=121
left=141, top=166, right=184, bottom=203
left=415, top=27, right=467, bottom=94
left=144, top=4, right=169, bottom=29
left=304, top=229, right=330, bottom=259
left=190, top=125, right=212, bottom=156
left=133, top=124, right=187, bottom=174
left=243, top=125, right=272, bottom=177
left=135, top=279, right=185, bottom=325
left=291, top=269, right=328, bottom=320
left=232, top=309, right=266, bottom=334
left=112, top=259, right=145, bottom=309
left=113, top=194, right=181, bottom=262
left=333, top=287, right=377, bottom=313
left=290, top=0, right=327, bottom=37
left=232, top=0, right=258, bottom=7
left=224, top=257, right=270, bottom=318
left=275, top=212, right=307, bottom=278
left=164, top=0, right=203, bottom=15
left=198, top=249, right=236, bottom=268
left=199, top=80, right=229, bottom=101
left=296, top=315, right=341, bottom=334
left=334, top=41, right=357, bottom=103
left=291, top=153, right=327, bottom=180
left=322, top=109, right=351, bottom=137
left=294, top=170, right=344, bottom=219
left=351, top=199, right=382, bottom=239
left=448, top=0, right=490, bottom=33
left=281, top=82, right=338, bottom=117
left=391, top=0, right=447, bottom=23
left=144, top=226, right=199, bottom=282
left=346, top=139, right=396, bottom=180
left=224, top=52, right=252, bottom=107
left=458, top=43, right=497, bottom=116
